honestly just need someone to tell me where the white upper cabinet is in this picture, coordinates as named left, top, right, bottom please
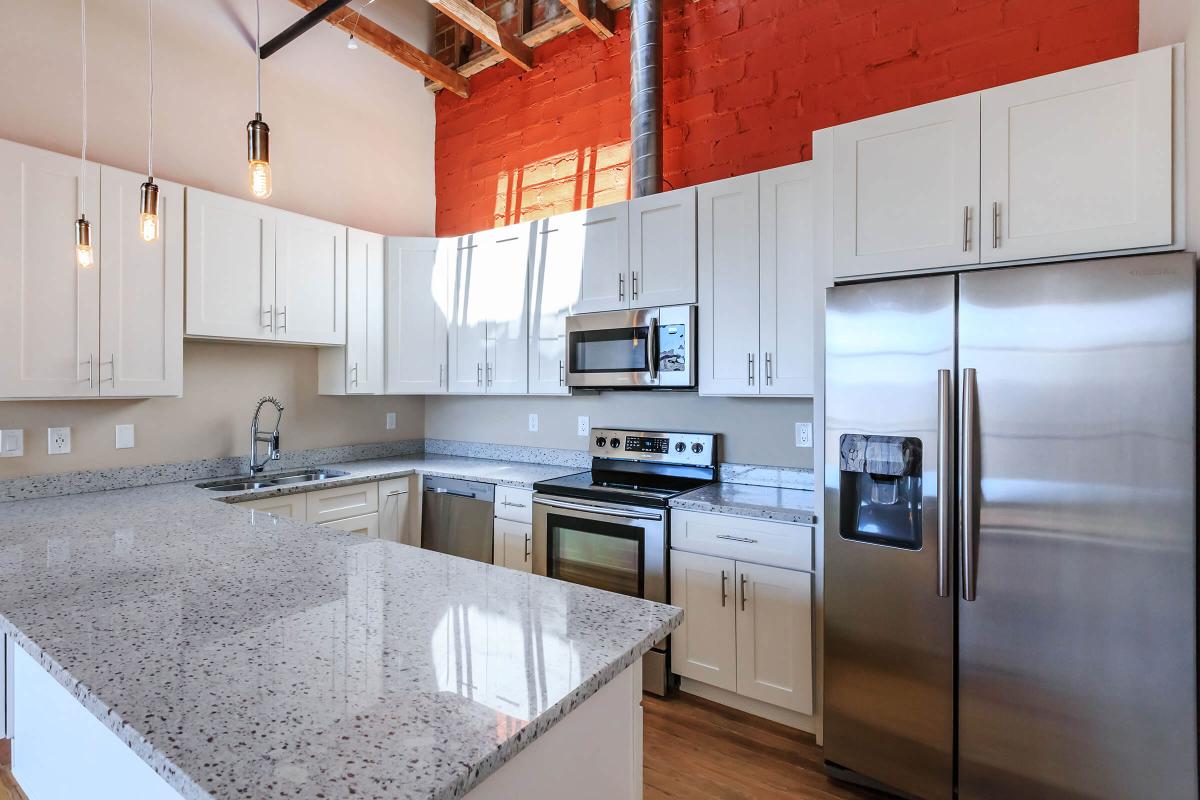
left=319, top=228, right=384, bottom=395
left=528, top=218, right=571, bottom=395
left=274, top=210, right=346, bottom=345
left=698, top=174, right=761, bottom=396
left=385, top=237, right=450, bottom=394
left=980, top=47, right=1174, bottom=263
left=833, top=93, right=981, bottom=278
left=759, top=164, right=815, bottom=396
left=185, top=187, right=276, bottom=341
left=629, top=187, right=697, bottom=308
left=0, top=140, right=101, bottom=399
left=98, top=166, right=183, bottom=397
left=448, top=234, right=488, bottom=393
left=565, top=204, right=629, bottom=314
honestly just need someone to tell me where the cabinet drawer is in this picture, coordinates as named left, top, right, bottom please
left=306, top=482, right=379, bottom=523
left=238, top=493, right=307, bottom=521
left=319, top=511, right=379, bottom=538
left=671, top=509, right=812, bottom=571
left=495, top=485, right=533, bottom=524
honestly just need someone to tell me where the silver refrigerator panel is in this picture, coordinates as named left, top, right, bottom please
left=824, top=274, right=956, bottom=800
left=957, top=253, right=1197, bottom=799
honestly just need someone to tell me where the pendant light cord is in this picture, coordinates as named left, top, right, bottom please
left=255, top=0, right=261, bottom=115
left=147, top=0, right=154, bottom=178
left=79, top=0, right=88, bottom=217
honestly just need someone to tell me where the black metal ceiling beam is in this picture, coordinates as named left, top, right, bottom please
left=259, top=0, right=354, bottom=59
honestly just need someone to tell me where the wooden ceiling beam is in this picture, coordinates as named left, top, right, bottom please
left=427, top=0, right=535, bottom=71
left=558, top=0, right=614, bottom=39
left=284, top=0, right=470, bottom=97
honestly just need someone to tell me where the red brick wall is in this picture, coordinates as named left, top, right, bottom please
left=434, top=0, right=1138, bottom=236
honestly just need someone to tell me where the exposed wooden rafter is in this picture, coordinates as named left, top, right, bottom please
left=261, top=0, right=353, bottom=58
left=284, top=0, right=470, bottom=97
left=558, top=0, right=614, bottom=39
left=427, top=0, right=535, bottom=71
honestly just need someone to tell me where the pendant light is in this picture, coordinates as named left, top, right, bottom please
left=139, top=0, right=160, bottom=242
left=246, top=0, right=271, bottom=199
left=75, top=0, right=93, bottom=269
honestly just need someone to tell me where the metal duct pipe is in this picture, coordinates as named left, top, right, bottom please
left=630, top=0, right=662, bottom=197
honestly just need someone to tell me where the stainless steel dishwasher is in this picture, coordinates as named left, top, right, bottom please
left=420, top=476, right=495, bottom=563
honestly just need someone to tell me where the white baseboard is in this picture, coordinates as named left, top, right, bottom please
left=678, top=678, right=817, bottom=735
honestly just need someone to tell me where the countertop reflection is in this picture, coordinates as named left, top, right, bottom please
left=0, top=481, right=680, bottom=800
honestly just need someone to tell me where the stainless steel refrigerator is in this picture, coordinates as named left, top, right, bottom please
left=823, top=252, right=1198, bottom=800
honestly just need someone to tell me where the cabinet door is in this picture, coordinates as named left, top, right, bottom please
left=0, top=139, right=100, bottom=398
left=378, top=477, right=412, bottom=544
left=698, top=174, right=760, bottom=396
left=385, top=237, right=450, bottom=394
left=98, top=166, right=183, bottom=397
left=275, top=210, right=346, bottom=345
left=306, top=482, right=379, bottom=524
left=980, top=47, right=1174, bottom=263
left=479, top=223, right=531, bottom=394
left=321, top=511, right=380, bottom=538
left=554, top=205, right=629, bottom=314
left=759, top=163, right=815, bottom=397
left=832, top=94, right=981, bottom=278
left=735, top=562, right=813, bottom=714
left=494, top=517, right=533, bottom=572
left=528, top=218, right=572, bottom=395
left=239, top=493, right=307, bottom=520
left=669, top=550, right=737, bottom=692
left=629, top=186, right=696, bottom=308
left=448, top=235, right=488, bottom=394
left=343, top=228, right=385, bottom=394
left=184, top=187, right=276, bottom=341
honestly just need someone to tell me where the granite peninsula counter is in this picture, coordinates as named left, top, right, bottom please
left=0, top=474, right=680, bottom=799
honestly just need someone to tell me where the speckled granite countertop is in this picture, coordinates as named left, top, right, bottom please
left=0, top=464, right=679, bottom=800
left=669, top=482, right=817, bottom=525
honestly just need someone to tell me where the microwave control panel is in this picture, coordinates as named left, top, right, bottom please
left=589, top=428, right=717, bottom=467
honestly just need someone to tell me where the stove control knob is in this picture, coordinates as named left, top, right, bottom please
left=610, top=437, right=621, bottom=448
left=674, top=441, right=687, bottom=453
left=691, top=442, right=704, bottom=454
left=595, top=436, right=607, bottom=448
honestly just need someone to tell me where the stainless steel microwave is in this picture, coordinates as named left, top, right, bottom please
left=564, top=305, right=696, bottom=389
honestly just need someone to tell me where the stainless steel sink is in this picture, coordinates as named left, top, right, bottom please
left=197, top=468, right=350, bottom=492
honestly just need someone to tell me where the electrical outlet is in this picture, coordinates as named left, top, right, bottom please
left=47, top=427, right=71, bottom=455
left=115, top=424, right=135, bottom=449
left=0, top=429, right=23, bottom=458
left=795, top=422, right=813, bottom=448
left=577, top=416, right=590, bottom=436
left=386, top=412, right=397, bottom=430
left=528, top=413, right=539, bottom=432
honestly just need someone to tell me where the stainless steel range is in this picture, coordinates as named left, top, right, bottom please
left=532, top=428, right=718, bottom=695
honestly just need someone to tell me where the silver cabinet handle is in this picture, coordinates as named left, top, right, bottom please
left=937, top=369, right=952, bottom=598
left=631, top=271, right=639, bottom=300
left=748, top=353, right=755, bottom=386
left=558, top=359, right=565, bottom=387
left=80, top=354, right=94, bottom=388
left=618, top=272, right=625, bottom=302
left=351, top=363, right=359, bottom=388
left=739, top=573, right=748, bottom=611
left=438, top=363, right=444, bottom=387
left=716, top=534, right=758, bottom=544
left=963, top=206, right=973, bottom=252
left=101, top=353, right=115, bottom=384
left=262, top=304, right=274, bottom=330
left=384, top=491, right=406, bottom=498
left=524, top=533, right=532, bottom=562
left=962, top=367, right=979, bottom=602
left=720, top=570, right=728, bottom=607
left=486, top=362, right=493, bottom=387
left=991, top=202, right=1001, bottom=249
left=476, top=363, right=482, bottom=388
left=765, top=352, right=772, bottom=386
left=276, top=305, right=288, bottom=332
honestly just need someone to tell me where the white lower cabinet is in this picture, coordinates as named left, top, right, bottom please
left=378, top=477, right=415, bottom=544
left=321, top=511, right=380, bottom=538
left=670, top=550, right=737, bottom=692
left=306, top=483, right=379, bottom=524
left=238, top=493, right=307, bottom=520
left=493, top=517, right=533, bottom=573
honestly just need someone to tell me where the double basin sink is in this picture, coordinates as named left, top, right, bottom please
left=197, top=468, right=350, bottom=493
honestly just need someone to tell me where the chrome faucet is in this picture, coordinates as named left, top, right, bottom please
left=249, top=396, right=284, bottom=475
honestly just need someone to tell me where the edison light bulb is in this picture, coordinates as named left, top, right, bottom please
left=76, top=242, right=94, bottom=269
left=249, top=160, right=272, bottom=198
left=139, top=180, right=160, bottom=242
left=140, top=212, right=160, bottom=242
left=75, top=216, right=94, bottom=269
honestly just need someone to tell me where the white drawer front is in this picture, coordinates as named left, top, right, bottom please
left=671, top=509, right=813, bottom=571
left=495, top=485, right=533, bottom=524
left=319, top=511, right=379, bottom=538
left=306, top=482, right=379, bottom=523
left=238, top=494, right=307, bottom=521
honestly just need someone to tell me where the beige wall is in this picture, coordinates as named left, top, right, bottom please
left=0, top=0, right=435, bottom=235
left=0, top=341, right=425, bottom=479
left=425, top=395, right=815, bottom=469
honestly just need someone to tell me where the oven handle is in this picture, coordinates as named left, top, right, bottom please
left=534, top=497, right=663, bottom=521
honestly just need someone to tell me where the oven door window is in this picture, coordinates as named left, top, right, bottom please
left=569, top=327, right=651, bottom=374
left=546, top=514, right=645, bottom=598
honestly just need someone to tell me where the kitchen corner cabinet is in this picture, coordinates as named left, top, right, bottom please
left=319, top=228, right=385, bottom=395
left=385, top=237, right=450, bottom=394
left=628, top=187, right=697, bottom=308
left=0, top=140, right=182, bottom=399
left=185, top=188, right=346, bottom=345
left=449, top=223, right=531, bottom=395
left=698, top=167, right=815, bottom=397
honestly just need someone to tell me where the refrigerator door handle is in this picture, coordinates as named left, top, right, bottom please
left=961, top=367, right=979, bottom=602
left=937, top=369, right=953, bottom=598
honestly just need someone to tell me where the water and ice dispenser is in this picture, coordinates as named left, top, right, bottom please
left=838, top=434, right=923, bottom=549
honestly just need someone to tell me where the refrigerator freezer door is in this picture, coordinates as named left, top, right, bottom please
left=824, top=275, right=956, bottom=800
left=958, top=253, right=1197, bottom=799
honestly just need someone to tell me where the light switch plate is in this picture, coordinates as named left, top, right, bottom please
left=386, top=412, right=397, bottom=430
left=795, top=422, right=813, bottom=448
left=115, top=424, right=135, bottom=449
left=47, top=427, right=71, bottom=455
left=0, top=429, right=23, bottom=458
left=528, top=413, right=539, bottom=432
left=577, top=416, right=590, bottom=436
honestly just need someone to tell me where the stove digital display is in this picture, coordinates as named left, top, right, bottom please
left=625, top=436, right=669, bottom=454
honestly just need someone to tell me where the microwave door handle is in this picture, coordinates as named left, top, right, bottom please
left=647, top=317, right=659, bottom=381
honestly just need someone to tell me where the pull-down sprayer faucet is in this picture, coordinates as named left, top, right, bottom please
left=249, top=396, right=284, bottom=475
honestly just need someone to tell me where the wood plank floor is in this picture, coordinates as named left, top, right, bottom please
left=644, top=692, right=887, bottom=800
